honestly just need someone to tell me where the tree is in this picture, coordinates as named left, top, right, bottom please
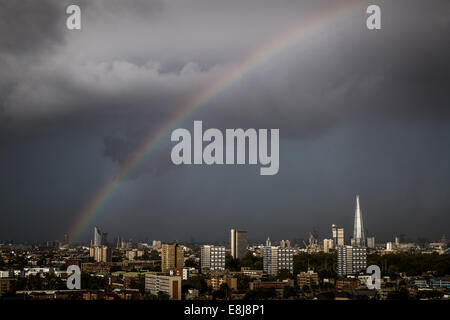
left=157, top=291, right=170, bottom=300
left=244, top=288, right=277, bottom=300
left=129, top=275, right=145, bottom=295
left=213, top=283, right=229, bottom=300
left=236, top=274, right=252, bottom=293
left=182, top=275, right=208, bottom=294
left=240, top=252, right=263, bottom=270
left=387, top=287, right=410, bottom=300
left=225, top=254, right=241, bottom=271
left=149, top=250, right=160, bottom=260
left=283, top=286, right=298, bottom=299
left=185, top=258, right=199, bottom=269
left=277, top=269, right=292, bottom=280
left=293, top=253, right=337, bottom=278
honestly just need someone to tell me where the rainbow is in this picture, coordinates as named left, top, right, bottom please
left=67, top=1, right=364, bottom=244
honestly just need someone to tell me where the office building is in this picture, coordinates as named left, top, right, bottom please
left=263, top=245, right=294, bottom=275
left=231, top=229, right=248, bottom=259
left=93, top=226, right=107, bottom=246
left=94, top=227, right=102, bottom=246
left=367, top=236, right=375, bottom=248
left=395, top=236, right=400, bottom=247
left=161, top=243, right=184, bottom=272
left=145, top=273, right=182, bottom=300
left=352, top=195, right=366, bottom=247
left=201, top=245, right=226, bottom=271
left=280, top=240, right=291, bottom=248
left=337, top=245, right=367, bottom=276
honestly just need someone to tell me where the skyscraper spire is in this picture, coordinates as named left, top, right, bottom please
left=353, top=195, right=366, bottom=247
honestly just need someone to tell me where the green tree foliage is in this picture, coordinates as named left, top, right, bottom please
left=283, top=286, right=298, bottom=299
left=12, top=273, right=66, bottom=291
left=225, top=253, right=263, bottom=271
left=149, top=250, right=160, bottom=260
left=244, top=288, right=277, bottom=300
left=368, top=253, right=450, bottom=276
left=81, top=274, right=108, bottom=290
left=185, top=258, right=199, bottom=269
left=277, top=269, right=292, bottom=280
left=236, top=274, right=252, bottom=293
left=213, top=283, right=230, bottom=300
left=293, top=253, right=337, bottom=278
left=129, top=275, right=145, bottom=295
left=182, top=275, right=208, bottom=294
left=387, top=287, right=410, bottom=300
left=225, top=254, right=240, bottom=271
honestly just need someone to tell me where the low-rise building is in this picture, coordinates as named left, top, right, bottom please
left=207, top=274, right=237, bottom=292
left=336, top=278, right=360, bottom=291
left=297, top=270, right=319, bottom=288
left=145, top=273, right=182, bottom=300
left=169, top=267, right=189, bottom=280
left=0, top=278, right=15, bottom=296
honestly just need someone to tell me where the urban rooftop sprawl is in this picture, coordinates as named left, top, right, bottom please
left=0, top=195, right=449, bottom=300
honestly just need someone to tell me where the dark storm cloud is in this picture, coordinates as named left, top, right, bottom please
left=0, top=0, right=66, bottom=55
left=1, top=0, right=450, bottom=242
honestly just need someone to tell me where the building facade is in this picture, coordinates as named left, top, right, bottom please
left=207, top=274, right=238, bottom=291
left=169, top=268, right=189, bottom=280
left=263, top=246, right=294, bottom=275
left=93, top=227, right=107, bottom=247
left=332, top=224, right=345, bottom=247
left=201, top=245, right=226, bottom=271
left=323, top=239, right=334, bottom=253
left=91, top=246, right=111, bottom=263
left=367, top=236, right=375, bottom=248
left=161, top=243, right=184, bottom=273
left=337, top=245, right=367, bottom=276
left=297, top=270, right=319, bottom=288
left=231, top=229, right=248, bottom=260
left=145, top=273, right=182, bottom=300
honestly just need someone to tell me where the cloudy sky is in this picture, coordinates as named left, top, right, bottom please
left=1, top=0, right=450, bottom=244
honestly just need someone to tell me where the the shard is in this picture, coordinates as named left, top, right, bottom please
left=352, top=195, right=366, bottom=247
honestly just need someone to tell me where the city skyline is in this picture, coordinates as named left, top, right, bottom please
left=1, top=0, right=450, bottom=243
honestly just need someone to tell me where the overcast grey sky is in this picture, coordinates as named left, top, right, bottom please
left=1, top=0, right=450, bottom=244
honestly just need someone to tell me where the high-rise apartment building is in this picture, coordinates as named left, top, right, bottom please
left=93, top=245, right=111, bottom=263
left=337, top=245, right=367, bottom=276
left=332, top=224, right=345, bottom=247
left=352, top=195, right=366, bottom=247
left=231, top=229, right=248, bottom=260
left=201, top=245, right=226, bottom=271
left=263, top=245, right=294, bottom=275
left=161, top=243, right=184, bottom=272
